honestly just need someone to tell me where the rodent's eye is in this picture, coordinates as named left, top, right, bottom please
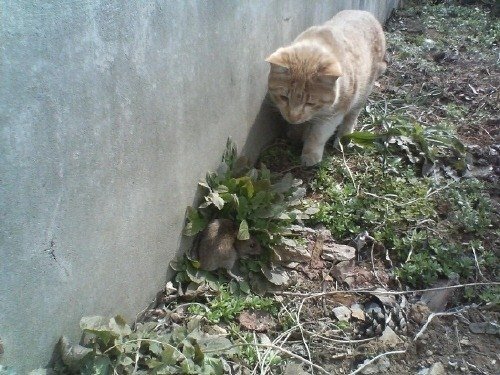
left=249, top=243, right=255, bottom=248
left=280, top=95, right=288, bottom=102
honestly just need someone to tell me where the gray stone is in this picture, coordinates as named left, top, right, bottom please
left=429, top=362, right=446, bottom=375
left=321, top=243, right=356, bottom=262
left=359, top=356, right=391, bottom=374
left=332, top=306, right=352, bottom=322
left=379, top=326, right=403, bottom=347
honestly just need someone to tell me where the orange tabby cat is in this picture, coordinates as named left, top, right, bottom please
left=266, top=10, right=386, bottom=166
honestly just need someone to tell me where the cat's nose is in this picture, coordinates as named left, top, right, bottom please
left=288, top=112, right=302, bottom=124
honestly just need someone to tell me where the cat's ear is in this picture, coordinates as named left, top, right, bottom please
left=317, top=59, right=342, bottom=86
left=320, top=58, right=342, bottom=77
left=266, top=50, right=289, bottom=73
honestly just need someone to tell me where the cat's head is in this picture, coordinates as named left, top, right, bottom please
left=266, top=42, right=342, bottom=124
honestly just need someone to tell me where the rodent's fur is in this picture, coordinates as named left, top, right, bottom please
left=197, top=219, right=262, bottom=274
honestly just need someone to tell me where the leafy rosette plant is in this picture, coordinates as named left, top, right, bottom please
left=181, top=139, right=313, bottom=287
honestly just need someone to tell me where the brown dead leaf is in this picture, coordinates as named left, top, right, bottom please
left=309, top=229, right=327, bottom=269
left=238, top=310, right=276, bottom=332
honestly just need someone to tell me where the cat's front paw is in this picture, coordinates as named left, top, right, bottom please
left=301, top=152, right=322, bottom=167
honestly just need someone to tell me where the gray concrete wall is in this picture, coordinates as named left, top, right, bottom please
left=0, top=1, right=398, bottom=371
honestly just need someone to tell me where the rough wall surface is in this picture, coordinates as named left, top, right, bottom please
left=0, top=0, right=398, bottom=370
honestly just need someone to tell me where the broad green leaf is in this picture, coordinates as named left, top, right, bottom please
left=205, top=171, right=218, bottom=189
left=216, top=162, right=229, bottom=177
left=182, top=340, right=196, bottom=359
left=215, top=184, right=229, bottom=193
left=222, top=138, right=237, bottom=169
left=117, top=355, right=134, bottom=366
left=149, top=342, right=163, bottom=356
left=80, top=316, right=115, bottom=346
left=58, top=336, right=93, bottom=368
left=187, top=316, right=202, bottom=333
left=345, top=131, right=378, bottom=146
left=261, top=265, right=290, bottom=286
left=259, top=163, right=271, bottom=180
left=207, top=192, right=225, bottom=210
left=252, top=179, right=272, bottom=193
left=193, top=343, right=205, bottom=364
left=186, top=263, right=209, bottom=283
left=231, top=194, right=239, bottom=207
left=198, top=181, right=211, bottom=190
left=153, top=364, right=182, bottom=374
left=243, top=180, right=254, bottom=198
left=272, top=173, right=293, bottom=193
left=80, top=355, right=111, bottom=375
left=161, top=345, right=183, bottom=365
left=197, top=336, right=234, bottom=355
left=236, top=196, right=249, bottom=218
left=184, top=207, right=208, bottom=236
left=238, top=280, right=250, bottom=294
left=237, top=220, right=250, bottom=240
left=246, top=167, right=258, bottom=181
left=109, top=315, right=132, bottom=337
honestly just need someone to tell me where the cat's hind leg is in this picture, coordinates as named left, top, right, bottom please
left=333, top=107, right=363, bottom=148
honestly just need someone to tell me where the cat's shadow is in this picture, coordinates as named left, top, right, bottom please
left=241, top=93, right=287, bottom=163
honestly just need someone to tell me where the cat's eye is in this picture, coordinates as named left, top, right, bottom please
left=279, top=95, right=288, bottom=102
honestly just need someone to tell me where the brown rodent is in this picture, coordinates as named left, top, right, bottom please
left=196, top=218, right=262, bottom=279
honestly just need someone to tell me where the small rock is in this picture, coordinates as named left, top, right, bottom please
left=379, top=326, right=403, bottom=347
left=417, top=368, right=429, bottom=375
left=359, top=356, right=391, bottom=374
left=428, top=362, right=446, bottom=375
left=371, top=289, right=398, bottom=308
left=423, top=38, right=436, bottom=49
left=206, top=324, right=228, bottom=335
left=459, top=337, right=471, bottom=346
left=283, top=362, right=309, bottom=375
left=322, top=243, right=356, bottom=262
left=29, top=370, right=54, bottom=375
left=469, top=321, right=500, bottom=335
left=165, top=281, right=177, bottom=295
left=332, top=306, right=352, bottom=321
left=170, top=312, right=182, bottom=323
left=426, top=350, right=433, bottom=356
left=152, top=308, right=166, bottom=318
left=275, top=243, right=311, bottom=262
left=350, top=303, right=366, bottom=321
left=331, top=260, right=354, bottom=282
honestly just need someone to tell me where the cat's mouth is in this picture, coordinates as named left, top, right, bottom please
left=286, top=117, right=308, bottom=125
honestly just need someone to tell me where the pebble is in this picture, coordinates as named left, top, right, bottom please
left=332, top=306, right=351, bottom=321
left=428, top=362, right=446, bottom=375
